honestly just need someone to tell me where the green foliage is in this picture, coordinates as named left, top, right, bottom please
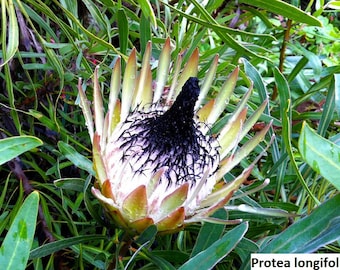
left=0, top=136, right=43, bottom=165
left=259, top=193, right=340, bottom=253
left=57, top=141, right=95, bottom=176
left=1, top=0, right=19, bottom=68
left=179, top=222, right=248, bottom=270
left=239, top=0, right=322, bottom=26
left=299, top=122, right=340, bottom=190
left=0, top=191, right=39, bottom=270
left=1, top=0, right=339, bottom=269
left=241, top=194, right=340, bottom=268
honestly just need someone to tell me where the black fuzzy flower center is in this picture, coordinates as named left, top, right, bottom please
left=117, top=77, right=219, bottom=185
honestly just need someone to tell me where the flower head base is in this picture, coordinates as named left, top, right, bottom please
left=78, top=39, right=271, bottom=235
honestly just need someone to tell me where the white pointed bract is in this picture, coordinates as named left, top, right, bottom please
left=78, top=38, right=271, bottom=235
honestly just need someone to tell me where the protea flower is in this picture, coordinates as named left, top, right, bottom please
left=78, top=38, right=271, bottom=235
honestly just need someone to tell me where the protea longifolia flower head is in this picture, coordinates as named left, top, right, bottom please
left=78, top=39, right=271, bottom=235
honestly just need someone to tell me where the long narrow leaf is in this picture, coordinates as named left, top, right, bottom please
left=335, top=74, right=340, bottom=115
left=178, top=222, right=248, bottom=270
left=191, top=209, right=227, bottom=257
left=273, top=68, right=319, bottom=204
left=58, top=141, right=95, bottom=175
left=317, top=76, right=335, bottom=137
left=259, top=194, right=340, bottom=253
left=164, top=1, right=269, bottom=60
left=0, top=136, right=43, bottom=165
left=138, top=0, right=157, bottom=28
left=239, top=0, right=321, bottom=26
left=299, top=122, right=340, bottom=191
left=29, top=235, right=107, bottom=259
left=0, top=0, right=19, bottom=67
left=0, top=191, right=39, bottom=270
left=117, top=8, right=128, bottom=55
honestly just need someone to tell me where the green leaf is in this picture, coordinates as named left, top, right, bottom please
left=299, top=122, right=340, bottom=191
left=0, top=191, right=39, bottom=270
left=239, top=0, right=322, bottom=26
left=50, top=0, right=125, bottom=59
left=135, top=225, right=158, bottom=246
left=57, top=141, right=95, bottom=175
left=191, top=208, right=227, bottom=257
left=140, top=12, right=151, bottom=56
left=0, top=0, right=19, bottom=67
left=0, top=136, right=43, bottom=165
left=317, top=76, right=335, bottom=137
left=19, top=2, right=58, bottom=41
left=243, top=59, right=270, bottom=110
left=236, top=238, right=259, bottom=264
left=117, top=8, right=128, bottom=56
left=28, top=109, right=59, bottom=131
left=259, top=194, right=340, bottom=253
left=166, top=0, right=271, bottom=61
left=138, top=0, right=157, bottom=28
left=149, top=250, right=189, bottom=265
left=273, top=67, right=319, bottom=204
left=326, top=1, right=340, bottom=9
left=178, top=222, right=248, bottom=270
left=334, top=74, right=340, bottom=116
left=54, top=178, right=86, bottom=192
left=29, top=235, right=107, bottom=259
